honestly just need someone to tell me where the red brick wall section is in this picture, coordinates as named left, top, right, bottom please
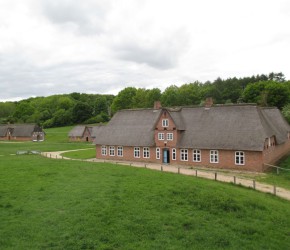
left=171, top=148, right=263, bottom=172
left=96, top=145, right=265, bottom=172
left=96, top=145, right=163, bottom=164
left=155, top=110, right=179, bottom=148
left=69, top=136, right=88, bottom=142
left=83, top=129, right=92, bottom=142
left=10, top=137, right=32, bottom=141
left=263, top=139, right=290, bottom=170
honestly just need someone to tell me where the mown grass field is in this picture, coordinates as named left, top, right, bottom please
left=0, top=126, right=290, bottom=249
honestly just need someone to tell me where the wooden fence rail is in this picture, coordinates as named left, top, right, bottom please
left=264, top=163, right=290, bottom=174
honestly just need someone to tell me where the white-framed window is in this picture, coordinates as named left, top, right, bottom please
left=167, top=133, right=173, bottom=141
left=235, top=151, right=245, bottom=165
left=210, top=150, right=219, bottom=163
left=156, top=148, right=160, bottom=159
left=109, top=146, right=115, bottom=156
left=143, top=147, right=150, bottom=158
left=134, top=147, right=140, bottom=158
left=158, top=133, right=164, bottom=140
left=101, top=145, right=107, bottom=156
left=193, top=149, right=201, bottom=162
left=181, top=149, right=188, bottom=161
left=172, top=148, right=176, bottom=160
left=162, top=119, right=169, bottom=127
left=117, top=146, right=123, bottom=157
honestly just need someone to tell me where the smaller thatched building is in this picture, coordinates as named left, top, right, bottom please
left=0, top=124, right=45, bottom=141
left=68, top=125, right=104, bottom=142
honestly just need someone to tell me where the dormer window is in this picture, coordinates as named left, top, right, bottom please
left=158, top=133, right=164, bottom=140
left=162, top=119, right=169, bottom=127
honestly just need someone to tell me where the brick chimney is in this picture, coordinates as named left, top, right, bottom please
left=154, top=101, right=162, bottom=109
left=205, top=97, right=213, bottom=108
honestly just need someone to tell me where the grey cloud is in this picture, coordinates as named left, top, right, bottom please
left=41, top=0, right=111, bottom=35
left=0, top=56, right=119, bottom=100
left=117, top=44, right=176, bottom=70
left=114, top=30, right=190, bottom=70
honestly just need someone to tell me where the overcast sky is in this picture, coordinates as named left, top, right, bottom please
left=0, top=0, right=289, bottom=102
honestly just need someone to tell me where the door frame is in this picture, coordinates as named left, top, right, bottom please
left=162, top=148, right=170, bottom=164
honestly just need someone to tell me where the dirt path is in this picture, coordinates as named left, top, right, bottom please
left=42, top=150, right=290, bottom=201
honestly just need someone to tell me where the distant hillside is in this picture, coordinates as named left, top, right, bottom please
left=1, top=72, right=289, bottom=127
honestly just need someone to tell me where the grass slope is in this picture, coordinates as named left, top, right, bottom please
left=0, top=154, right=290, bottom=249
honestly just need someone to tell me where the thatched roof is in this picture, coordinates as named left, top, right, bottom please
left=93, top=109, right=162, bottom=146
left=91, top=125, right=104, bottom=138
left=175, top=105, right=289, bottom=151
left=93, top=105, right=290, bottom=151
left=0, top=124, right=43, bottom=137
left=68, top=125, right=86, bottom=137
left=0, top=125, right=9, bottom=136
left=11, top=124, right=42, bottom=137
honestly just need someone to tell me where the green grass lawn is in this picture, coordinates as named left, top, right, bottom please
left=1, top=127, right=290, bottom=249
left=44, top=126, right=75, bottom=143
left=0, top=153, right=290, bottom=249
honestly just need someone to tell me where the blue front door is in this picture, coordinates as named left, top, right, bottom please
left=163, top=149, right=170, bottom=164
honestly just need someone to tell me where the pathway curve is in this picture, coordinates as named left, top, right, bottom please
left=42, top=150, right=290, bottom=201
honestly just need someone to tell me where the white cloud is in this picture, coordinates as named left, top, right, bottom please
left=0, top=0, right=289, bottom=101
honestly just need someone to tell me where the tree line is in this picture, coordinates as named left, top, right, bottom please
left=0, top=72, right=290, bottom=127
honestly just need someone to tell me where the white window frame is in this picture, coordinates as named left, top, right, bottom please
left=162, top=119, right=169, bottom=127
left=181, top=149, right=188, bottom=161
left=172, top=148, right=176, bottom=160
left=143, top=147, right=150, bottom=158
left=101, top=145, right=107, bottom=156
left=235, top=151, right=245, bottom=165
left=117, top=146, right=123, bottom=157
left=210, top=150, right=219, bottom=163
left=156, top=148, right=160, bottom=159
left=134, top=147, right=140, bottom=158
left=193, top=149, right=201, bottom=162
left=158, top=133, right=164, bottom=140
left=109, top=146, right=115, bottom=156
left=167, top=133, right=173, bottom=141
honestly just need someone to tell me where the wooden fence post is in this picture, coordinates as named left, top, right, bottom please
left=273, top=185, right=276, bottom=196
left=253, top=180, right=256, bottom=189
left=161, top=166, right=163, bottom=171
left=233, top=176, right=236, bottom=184
left=195, top=170, right=197, bottom=177
left=277, top=167, right=279, bottom=175
left=214, top=172, right=217, bottom=181
left=178, top=167, right=180, bottom=174
left=145, top=164, right=147, bottom=168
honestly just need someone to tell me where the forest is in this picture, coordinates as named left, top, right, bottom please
left=1, top=72, right=290, bottom=128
